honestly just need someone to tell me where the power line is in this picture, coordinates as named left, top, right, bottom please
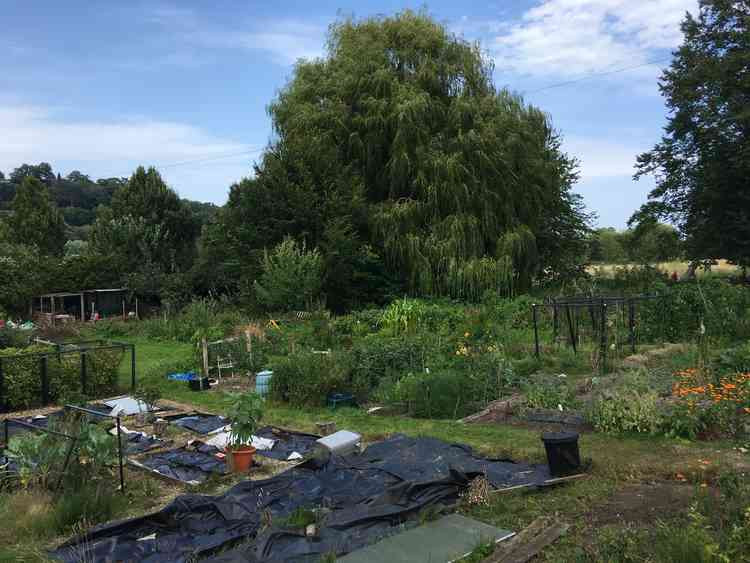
left=527, top=57, right=672, bottom=94
left=155, top=147, right=264, bottom=170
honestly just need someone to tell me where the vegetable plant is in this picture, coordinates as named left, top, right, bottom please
left=226, top=392, right=264, bottom=448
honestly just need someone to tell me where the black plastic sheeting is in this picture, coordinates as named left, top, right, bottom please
left=171, top=414, right=228, bottom=435
left=53, top=434, right=551, bottom=562
left=139, top=443, right=228, bottom=484
left=3, top=404, right=112, bottom=441
left=122, top=432, right=166, bottom=455
left=253, top=426, right=320, bottom=461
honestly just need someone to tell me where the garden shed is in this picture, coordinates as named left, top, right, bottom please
left=32, top=288, right=135, bottom=325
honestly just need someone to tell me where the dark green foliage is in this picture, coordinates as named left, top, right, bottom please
left=589, top=224, right=682, bottom=264
left=348, top=335, right=427, bottom=399
left=6, top=176, right=66, bottom=256
left=639, top=278, right=750, bottom=342
left=90, top=167, right=199, bottom=289
left=269, top=352, right=351, bottom=407
left=8, top=163, right=55, bottom=185
left=0, top=345, right=124, bottom=410
left=0, top=326, right=27, bottom=349
left=208, top=10, right=589, bottom=306
left=633, top=1, right=750, bottom=269
left=254, top=238, right=324, bottom=312
left=713, top=341, right=750, bottom=375
left=226, top=392, right=264, bottom=446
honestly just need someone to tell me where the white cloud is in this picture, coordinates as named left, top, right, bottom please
left=0, top=104, right=261, bottom=202
left=488, top=0, right=697, bottom=77
left=194, top=21, right=327, bottom=65
left=145, top=4, right=326, bottom=66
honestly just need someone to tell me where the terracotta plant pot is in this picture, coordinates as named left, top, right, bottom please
left=227, top=445, right=257, bottom=473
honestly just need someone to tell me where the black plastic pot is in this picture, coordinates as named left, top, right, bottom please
left=541, top=431, right=581, bottom=477
left=189, top=378, right=210, bottom=391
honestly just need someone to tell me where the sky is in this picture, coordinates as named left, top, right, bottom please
left=0, top=0, right=699, bottom=228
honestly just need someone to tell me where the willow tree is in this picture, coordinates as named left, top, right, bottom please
left=248, top=11, right=588, bottom=299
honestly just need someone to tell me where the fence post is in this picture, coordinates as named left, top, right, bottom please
left=532, top=304, right=540, bottom=359
left=600, top=300, right=608, bottom=376
left=116, top=415, right=125, bottom=493
left=565, top=305, right=577, bottom=355
left=629, top=300, right=636, bottom=354
left=202, top=338, right=209, bottom=378
left=130, top=345, right=136, bottom=391
left=552, top=300, right=558, bottom=346
left=40, top=355, right=49, bottom=405
left=0, top=357, right=4, bottom=412
left=80, top=352, right=87, bottom=396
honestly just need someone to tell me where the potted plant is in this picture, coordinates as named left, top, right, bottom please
left=226, top=392, right=264, bottom=473
left=134, top=384, right=161, bottom=426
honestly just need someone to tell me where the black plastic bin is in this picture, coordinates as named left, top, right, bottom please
left=189, top=378, right=210, bottom=391
left=541, top=431, right=581, bottom=477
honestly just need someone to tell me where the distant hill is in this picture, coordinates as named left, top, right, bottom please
left=0, top=164, right=219, bottom=239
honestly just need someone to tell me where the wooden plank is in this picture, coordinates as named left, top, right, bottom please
left=483, top=516, right=569, bottom=563
left=490, top=473, right=586, bottom=495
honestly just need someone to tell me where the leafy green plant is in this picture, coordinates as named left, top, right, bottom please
left=521, top=376, right=577, bottom=411
left=134, top=383, right=161, bottom=414
left=226, top=392, right=264, bottom=447
left=379, top=298, right=424, bottom=335
left=270, top=352, right=350, bottom=407
left=714, top=341, right=750, bottom=375
left=254, top=237, right=323, bottom=312
left=587, top=391, right=663, bottom=434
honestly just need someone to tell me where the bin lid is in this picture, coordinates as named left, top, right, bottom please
left=541, top=431, right=579, bottom=444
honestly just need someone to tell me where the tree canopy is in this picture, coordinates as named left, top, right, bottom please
left=633, top=0, right=750, bottom=268
left=90, top=166, right=199, bottom=285
left=215, top=10, right=589, bottom=302
left=6, top=176, right=66, bottom=256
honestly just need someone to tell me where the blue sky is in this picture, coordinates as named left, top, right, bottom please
left=0, top=0, right=697, bottom=228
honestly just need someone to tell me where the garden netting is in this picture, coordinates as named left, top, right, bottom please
left=52, top=434, right=552, bottom=562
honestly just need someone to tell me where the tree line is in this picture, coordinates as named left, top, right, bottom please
left=1, top=4, right=747, bottom=315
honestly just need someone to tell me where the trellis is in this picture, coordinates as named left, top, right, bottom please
left=531, top=295, right=660, bottom=375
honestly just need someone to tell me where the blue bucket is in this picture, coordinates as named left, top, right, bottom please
left=255, top=370, right=273, bottom=397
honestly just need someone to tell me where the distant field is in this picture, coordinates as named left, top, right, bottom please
left=588, top=259, right=739, bottom=278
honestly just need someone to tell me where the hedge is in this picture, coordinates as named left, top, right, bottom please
left=0, top=345, right=125, bottom=411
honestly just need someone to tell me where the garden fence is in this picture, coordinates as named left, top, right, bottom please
left=0, top=340, right=136, bottom=413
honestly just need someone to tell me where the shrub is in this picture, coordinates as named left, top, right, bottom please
left=522, top=375, right=577, bottom=411
left=587, top=390, right=663, bottom=434
left=269, top=352, right=350, bottom=407
left=639, top=279, right=750, bottom=343
left=0, top=327, right=27, bottom=349
left=0, top=345, right=124, bottom=411
left=254, top=238, right=323, bottom=312
left=348, top=335, right=428, bottom=400
left=393, top=370, right=471, bottom=419
left=714, top=341, right=750, bottom=375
